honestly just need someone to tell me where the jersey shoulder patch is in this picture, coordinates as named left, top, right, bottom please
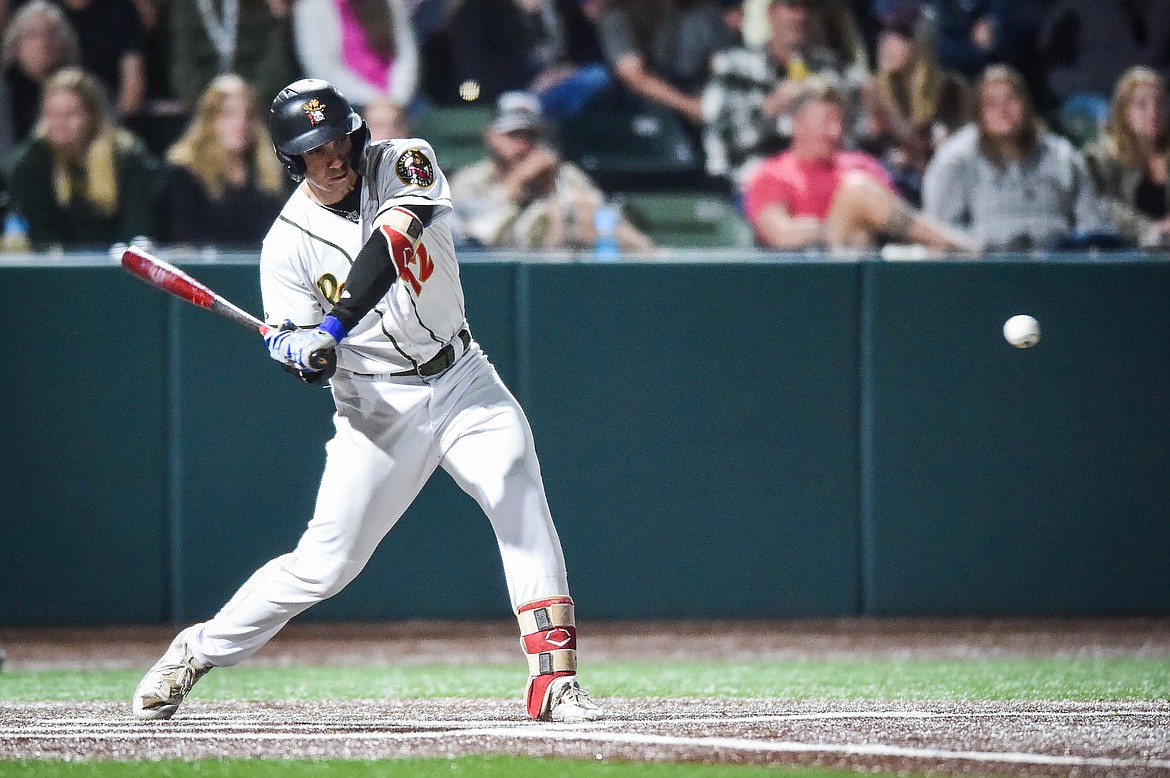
left=395, top=147, right=436, bottom=189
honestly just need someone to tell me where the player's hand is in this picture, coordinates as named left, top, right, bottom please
left=280, top=350, right=337, bottom=384
left=265, top=320, right=339, bottom=372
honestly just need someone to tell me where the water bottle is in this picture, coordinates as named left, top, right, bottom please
left=593, top=201, right=620, bottom=261
left=3, top=211, right=29, bottom=252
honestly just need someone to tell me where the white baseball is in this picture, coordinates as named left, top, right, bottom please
left=1003, top=314, right=1041, bottom=348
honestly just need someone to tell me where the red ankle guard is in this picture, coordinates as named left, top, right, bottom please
left=518, top=596, right=578, bottom=719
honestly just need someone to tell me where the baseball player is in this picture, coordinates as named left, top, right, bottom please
left=131, top=79, right=604, bottom=724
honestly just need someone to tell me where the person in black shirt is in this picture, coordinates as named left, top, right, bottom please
left=6, top=66, right=157, bottom=248
left=58, top=0, right=148, bottom=117
left=155, top=74, right=291, bottom=248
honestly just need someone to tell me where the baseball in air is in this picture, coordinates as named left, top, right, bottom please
left=1003, top=314, right=1041, bottom=348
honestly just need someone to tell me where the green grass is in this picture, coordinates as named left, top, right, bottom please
left=0, top=758, right=865, bottom=777
left=3, top=657, right=1169, bottom=703
left=5, top=657, right=1168, bottom=776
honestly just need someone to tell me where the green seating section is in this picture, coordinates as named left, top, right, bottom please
left=621, top=191, right=755, bottom=249
left=410, top=105, right=494, bottom=175
left=557, top=102, right=704, bottom=190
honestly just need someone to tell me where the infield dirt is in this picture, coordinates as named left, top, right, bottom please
left=2, top=618, right=1168, bottom=776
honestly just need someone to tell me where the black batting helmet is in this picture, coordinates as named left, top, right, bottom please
left=269, top=79, right=370, bottom=181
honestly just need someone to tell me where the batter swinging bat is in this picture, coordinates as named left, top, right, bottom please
left=120, top=246, right=333, bottom=370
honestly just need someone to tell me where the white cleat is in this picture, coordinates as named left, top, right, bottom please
left=546, top=677, right=605, bottom=723
left=132, top=627, right=212, bottom=720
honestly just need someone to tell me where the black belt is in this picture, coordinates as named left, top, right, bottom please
left=391, top=329, right=470, bottom=377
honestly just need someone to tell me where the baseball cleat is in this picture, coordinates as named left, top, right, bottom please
left=132, top=627, right=212, bottom=720
left=546, top=677, right=605, bottom=723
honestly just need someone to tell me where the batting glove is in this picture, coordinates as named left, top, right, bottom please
left=265, top=315, right=347, bottom=371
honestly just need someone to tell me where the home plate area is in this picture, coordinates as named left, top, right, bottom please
left=4, top=698, right=1169, bottom=776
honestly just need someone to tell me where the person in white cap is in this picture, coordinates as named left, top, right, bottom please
left=449, top=90, right=653, bottom=252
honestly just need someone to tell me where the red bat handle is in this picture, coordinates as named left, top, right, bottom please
left=122, top=247, right=334, bottom=372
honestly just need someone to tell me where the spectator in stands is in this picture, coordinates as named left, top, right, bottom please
left=167, top=0, right=300, bottom=112
left=924, top=0, right=1006, bottom=82
left=438, top=0, right=608, bottom=120
left=860, top=2, right=970, bottom=205
left=596, top=0, right=735, bottom=127
left=703, top=0, right=860, bottom=187
left=743, top=75, right=977, bottom=252
left=1036, top=0, right=1170, bottom=141
left=922, top=65, right=1108, bottom=251
left=718, top=0, right=748, bottom=42
left=292, top=0, right=418, bottom=112
left=0, top=0, right=81, bottom=148
left=6, top=67, right=157, bottom=248
left=154, top=74, right=289, bottom=248
left=59, top=0, right=148, bottom=118
left=449, top=90, right=654, bottom=251
left=125, top=0, right=172, bottom=103
left=816, top=0, right=870, bottom=86
left=364, top=96, right=410, bottom=140
left=1084, top=66, right=1170, bottom=247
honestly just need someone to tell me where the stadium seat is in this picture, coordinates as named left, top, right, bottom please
left=410, top=104, right=494, bottom=175
left=620, top=191, right=756, bottom=249
left=557, top=101, right=705, bottom=191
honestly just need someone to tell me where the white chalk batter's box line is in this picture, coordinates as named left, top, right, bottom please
left=4, top=711, right=1169, bottom=770
left=9, top=708, right=1167, bottom=731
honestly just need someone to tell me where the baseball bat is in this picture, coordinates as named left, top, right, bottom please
left=120, top=246, right=333, bottom=370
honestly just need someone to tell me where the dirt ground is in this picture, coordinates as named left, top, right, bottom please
left=2, top=618, right=1169, bottom=776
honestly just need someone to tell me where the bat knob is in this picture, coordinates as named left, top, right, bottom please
left=308, top=347, right=337, bottom=375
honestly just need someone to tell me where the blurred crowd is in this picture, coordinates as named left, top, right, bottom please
left=1, top=0, right=1169, bottom=255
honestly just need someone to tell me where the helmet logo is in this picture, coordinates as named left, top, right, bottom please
left=303, top=98, right=327, bottom=125
left=396, top=148, right=435, bottom=188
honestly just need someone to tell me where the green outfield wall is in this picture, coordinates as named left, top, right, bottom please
left=1, top=252, right=1167, bottom=625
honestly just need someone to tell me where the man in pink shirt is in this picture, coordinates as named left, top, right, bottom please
left=743, top=76, right=978, bottom=252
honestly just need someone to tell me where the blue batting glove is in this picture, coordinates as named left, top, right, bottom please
left=265, top=315, right=347, bottom=371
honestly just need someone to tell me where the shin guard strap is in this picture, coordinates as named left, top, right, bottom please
left=525, top=671, right=575, bottom=720
left=525, top=647, right=577, bottom=676
left=517, top=597, right=574, bottom=635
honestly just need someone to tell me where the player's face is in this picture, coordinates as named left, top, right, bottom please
left=302, top=136, right=357, bottom=204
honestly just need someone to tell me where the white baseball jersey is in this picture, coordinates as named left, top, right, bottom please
left=260, top=138, right=467, bottom=375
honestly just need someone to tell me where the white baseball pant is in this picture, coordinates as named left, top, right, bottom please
left=185, top=342, right=570, bottom=667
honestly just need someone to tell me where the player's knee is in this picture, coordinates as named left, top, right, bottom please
left=479, top=452, right=539, bottom=507
left=286, top=554, right=364, bottom=600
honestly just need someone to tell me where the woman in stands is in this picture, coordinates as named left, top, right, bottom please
left=1084, top=66, right=1170, bottom=248
left=861, top=2, right=970, bottom=205
left=0, top=0, right=81, bottom=150
left=155, top=74, right=289, bottom=248
left=5, top=66, right=156, bottom=248
left=922, top=65, right=1107, bottom=251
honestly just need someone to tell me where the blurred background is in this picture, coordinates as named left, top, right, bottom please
left=0, top=0, right=1168, bottom=627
